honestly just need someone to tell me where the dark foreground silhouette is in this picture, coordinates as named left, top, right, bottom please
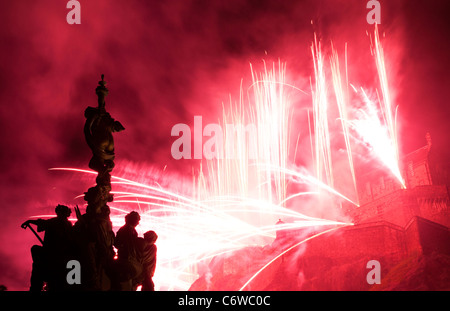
left=22, top=208, right=157, bottom=291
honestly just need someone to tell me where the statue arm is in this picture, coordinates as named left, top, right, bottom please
left=113, top=120, right=125, bottom=132
left=21, top=219, right=46, bottom=231
left=21, top=219, right=33, bottom=229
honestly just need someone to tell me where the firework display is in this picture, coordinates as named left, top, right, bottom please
left=1, top=0, right=449, bottom=296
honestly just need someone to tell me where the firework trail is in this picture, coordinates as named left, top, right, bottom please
left=310, top=34, right=334, bottom=188
left=370, top=25, right=405, bottom=188
left=329, top=43, right=359, bottom=203
left=309, top=26, right=405, bottom=193
left=345, top=26, right=405, bottom=188
left=347, top=87, right=405, bottom=189
left=250, top=60, right=291, bottom=207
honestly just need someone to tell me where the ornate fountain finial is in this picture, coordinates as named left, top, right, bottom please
left=84, top=75, right=125, bottom=214
left=95, top=74, right=109, bottom=109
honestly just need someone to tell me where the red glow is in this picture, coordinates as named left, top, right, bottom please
left=1, top=0, right=449, bottom=291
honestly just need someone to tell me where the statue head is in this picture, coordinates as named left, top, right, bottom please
left=144, top=230, right=158, bottom=244
left=55, top=204, right=71, bottom=218
left=125, top=211, right=141, bottom=227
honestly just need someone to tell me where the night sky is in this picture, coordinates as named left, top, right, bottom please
left=1, top=0, right=449, bottom=290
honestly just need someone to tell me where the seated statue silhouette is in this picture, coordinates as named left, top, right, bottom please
left=21, top=205, right=73, bottom=291
left=136, top=230, right=158, bottom=291
left=113, top=212, right=158, bottom=291
left=113, top=211, right=142, bottom=290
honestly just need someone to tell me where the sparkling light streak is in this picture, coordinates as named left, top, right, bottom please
left=330, top=43, right=359, bottom=203
left=347, top=87, right=406, bottom=188
left=50, top=167, right=350, bottom=290
left=310, top=34, right=334, bottom=188
left=369, top=25, right=405, bottom=188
